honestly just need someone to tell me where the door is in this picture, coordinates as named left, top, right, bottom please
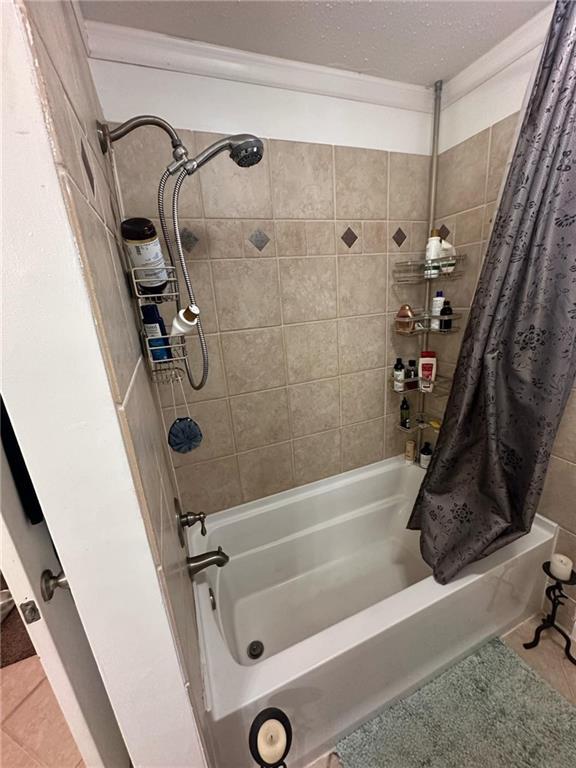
left=1, top=444, right=130, bottom=767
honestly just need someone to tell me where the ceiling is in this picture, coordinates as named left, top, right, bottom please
left=80, top=1, right=549, bottom=86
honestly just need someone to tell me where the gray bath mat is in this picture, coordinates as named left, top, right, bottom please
left=336, top=639, right=576, bottom=767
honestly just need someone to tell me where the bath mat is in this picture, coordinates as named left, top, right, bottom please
left=336, top=639, right=576, bottom=767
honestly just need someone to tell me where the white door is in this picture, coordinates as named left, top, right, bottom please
left=1, top=445, right=130, bottom=768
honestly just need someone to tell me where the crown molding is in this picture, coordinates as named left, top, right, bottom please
left=442, top=4, right=553, bottom=108
left=85, top=21, right=433, bottom=113
left=85, top=5, right=553, bottom=117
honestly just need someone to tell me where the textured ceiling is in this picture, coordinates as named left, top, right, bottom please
left=80, top=1, right=549, bottom=86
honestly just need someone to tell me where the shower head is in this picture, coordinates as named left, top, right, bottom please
left=186, top=134, right=264, bottom=174
left=229, top=135, right=264, bottom=168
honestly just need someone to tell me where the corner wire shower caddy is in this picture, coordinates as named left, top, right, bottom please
left=391, top=79, right=464, bottom=451
left=130, top=266, right=190, bottom=384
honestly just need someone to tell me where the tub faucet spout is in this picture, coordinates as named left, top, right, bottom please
left=186, top=546, right=229, bottom=578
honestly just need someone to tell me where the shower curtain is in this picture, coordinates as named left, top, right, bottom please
left=408, top=0, right=576, bottom=584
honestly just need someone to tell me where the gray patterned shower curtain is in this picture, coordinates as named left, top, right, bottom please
left=408, top=0, right=576, bottom=584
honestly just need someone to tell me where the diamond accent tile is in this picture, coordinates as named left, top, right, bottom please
left=80, top=140, right=94, bottom=195
left=438, top=224, right=451, bottom=240
left=180, top=227, right=199, bottom=253
left=341, top=227, right=358, bottom=249
left=249, top=229, right=270, bottom=252
left=392, top=227, right=407, bottom=247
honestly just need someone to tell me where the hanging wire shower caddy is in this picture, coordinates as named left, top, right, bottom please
left=130, top=265, right=190, bottom=385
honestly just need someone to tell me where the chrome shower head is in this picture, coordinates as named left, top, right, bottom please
left=229, top=135, right=264, bottom=168
left=186, top=133, right=264, bottom=173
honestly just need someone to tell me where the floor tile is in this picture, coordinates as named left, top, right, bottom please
left=502, top=615, right=576, bottom=706
left=3, top=679, right=82, bottom=767
left=0, top=730, right=43, bottom=767
left=0, top=656, right=45, bottom=722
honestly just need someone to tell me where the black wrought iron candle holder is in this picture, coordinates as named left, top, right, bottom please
left=523, top=561, right=576, bottom=665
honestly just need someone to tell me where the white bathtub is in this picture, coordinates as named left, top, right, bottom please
left=189, top=457, right=556, bottom=768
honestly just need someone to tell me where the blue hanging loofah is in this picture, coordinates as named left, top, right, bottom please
left=168, top=417, right=203, bottom=453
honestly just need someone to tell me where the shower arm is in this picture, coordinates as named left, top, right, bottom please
left=97, top=115, right=190, bottom=175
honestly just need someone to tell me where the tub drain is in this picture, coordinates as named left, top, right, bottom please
left=247, top=640, right=264, bottom=660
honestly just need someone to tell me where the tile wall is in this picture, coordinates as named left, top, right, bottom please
left=113, top=129, right=433, bottom=515
left=22, top=0, right=209, bottom=742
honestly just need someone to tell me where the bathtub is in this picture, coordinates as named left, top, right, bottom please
left=189, top=456, right=556, bottom=768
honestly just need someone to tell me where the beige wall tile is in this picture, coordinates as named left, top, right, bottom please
left=221, top=327, right=286, bottom=394
left=196, top=132, right=272, bottom=218
left=338, top=255, right=387, bottom=317
left=437, top=130, right=490, bottom=218
left=294, top=430, right=341, bottom=486
left=335, top=146, right=388, bottom=219
left=205, top=219, right=244, bottom=259
left=175, top=219, right=208, bottom=260
left=486, top=113, right=519, bottom=202
left=389, top=152, right=430, bottom=221
left=284, top=321, right=339, bottom=383
left=168, top=399, right=234, bottom=467
left=482, top=202, right=497, bottom=241
left=114, top=126, right=202, bottom=219
left=238, top=442, right=294, bottom=501
left=212, top=259, right=281, bottom=330
left=230, top=389, right=290, bottom=451
left=341, top=369, right=386, bottom=425
left=288, top=379, right=340, bottom=437
left=411, top=222, right=429, bottom=252
left=33, top=35, right=86, bottom=194
left=363, top=221, right=387, bottom=254
left=64, top=180, right=140, bottom=402
left=179, top=260, right=218, bottom=333
left=241, top=220, right=276, bottom=257
left=336, top=222, right=362, bottom=254
left=388, top=221, right=412, bottom=253
left=555, top=528, right=576, bottom=603
left=119, top=362, right=172, bottom=564
left=175, top=457, right=242, bottom=515
left=276, top=221, right=307, bottom=256
left=306, top=221, right=336, bottom=255
left=538, top=456, right=576, bottom=535
left=342, top=418, right=384, bottom=471
left=553, top=389, right=576, bottom=464
left=339, top=315, right=387, bottom=373
left=280, top=257, right=337, bottom=323
left=384, top=412, right=408, bottom=458
left=158, top=334, right=227, bottom=407
left=27, top=0, right=105, bottom=160
left=271, top=140, right=334, bottom=218
left=454, top=207, right=484, bottom=246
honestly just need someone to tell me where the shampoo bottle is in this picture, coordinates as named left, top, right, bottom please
left=419, top=351, right=437, bottom=393
left=393, top=358, right=405, bottom=392
left=420, top=441, right=433, bottom=469
left=122, top=218, right=168, bottom=295
left=142, top=304, right=171, bottom=361
left=430, top=290, right=444, bottom=330
left=400, top=397, right=411, bottom=429
left=440, top=300, right=453, bottom=331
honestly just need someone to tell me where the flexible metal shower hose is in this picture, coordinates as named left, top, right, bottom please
left=158, top=169, right=209, bottom=390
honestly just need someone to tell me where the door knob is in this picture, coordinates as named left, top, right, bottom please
left=40, top=570, right=69, bottom=602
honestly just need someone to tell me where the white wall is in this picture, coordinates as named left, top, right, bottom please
left=3, top=3, right=206, bottom=765
left=90, top=57, right=433, bottom=154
